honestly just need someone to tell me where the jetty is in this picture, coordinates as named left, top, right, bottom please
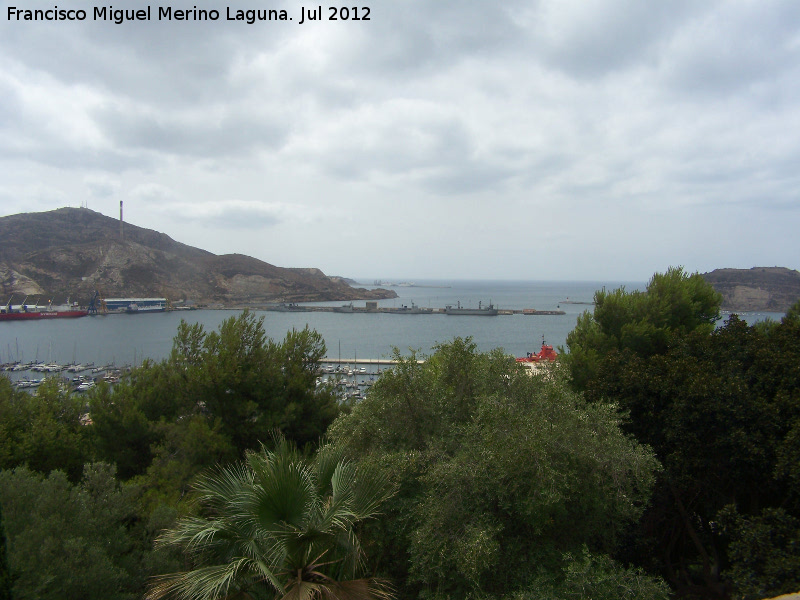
left=261, top=304, right=565, bottom=316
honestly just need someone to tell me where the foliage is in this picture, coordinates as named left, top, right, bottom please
left=584, top=304, right=800, bottom=597
left=88, top=311, right=339, bottom=518
left=564, top=267, right=721, bottom=390
left=328, top=339, right=660, bottom=600
left=0, top=463, right=171, bottom=600
left=718, top=506, right=800, bottom=600
left=0, top=376, right=90, bottom=481
left=146, top=436, right=396, bottom=600
left=88, top=379, right=161, bottom=480
left=0, top=502, right=11, bottom=600
left=519, top=546, right=671, bottom=600
left=170, top=314, right=337, bottom=451
left=133, top=415, right=236, bottom=516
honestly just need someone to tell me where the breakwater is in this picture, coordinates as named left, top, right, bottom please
left=262, top=304, right=566, bottom=316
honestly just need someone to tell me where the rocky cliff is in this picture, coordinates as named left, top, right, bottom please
left=701, top=267, right=800, bottom=313
left=0, top=207, right=395, bottom=306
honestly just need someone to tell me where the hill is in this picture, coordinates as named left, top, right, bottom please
left=701, top=267, right=800, bottom=313
left=0, top=207, right=396, bottom=306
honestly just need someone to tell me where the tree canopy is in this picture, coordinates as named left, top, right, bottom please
left=0, top=463, right=174, bottom=600
left=328, top=338, right=662, bottom=600
left=564, top=267, right=722, bottom=390
left=89, top=311, right=340, bottom=494
left=580, top=280, right=800, bottom=598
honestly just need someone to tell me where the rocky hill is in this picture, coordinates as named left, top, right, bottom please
left=701, top=267, right=800, bottom=313
left=0, top=207, right=396, bottom=306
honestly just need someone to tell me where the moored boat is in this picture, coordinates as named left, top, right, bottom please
left=0, top=296, right=88, bottom=321
left=395, top=301, right=433, bottom=314
left=444, top=301, right=498, bottom=316
left=516, top=336, right=558, bottom=363
left=102, top=298, right=167, bottom=313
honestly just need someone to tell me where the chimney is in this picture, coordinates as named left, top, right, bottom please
left=120, top=200, right=124, bottom=240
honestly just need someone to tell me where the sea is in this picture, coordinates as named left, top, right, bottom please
left=0, top=280, right=786, bottom=369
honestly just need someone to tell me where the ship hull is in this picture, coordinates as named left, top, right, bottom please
left=444, top=309, right=498, bottom=316
left=0, top=309, right=88, bottom=321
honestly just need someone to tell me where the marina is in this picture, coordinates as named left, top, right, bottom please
left=1, top=357, right=395, bottom=400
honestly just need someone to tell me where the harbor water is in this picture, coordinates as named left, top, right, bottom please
left=0, top=280, right=784, bottom=368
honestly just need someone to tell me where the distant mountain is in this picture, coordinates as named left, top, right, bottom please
left=0, top=207, right=396, bottom=306
left=701, top=267, right=800, bottom=313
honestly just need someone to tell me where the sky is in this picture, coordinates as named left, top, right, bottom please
left=2, top=0, right=799, bottom=281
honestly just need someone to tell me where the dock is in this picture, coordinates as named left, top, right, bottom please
left=261, top=305, right=565, bottom=316
left=322, top=358, right=409, bottom=365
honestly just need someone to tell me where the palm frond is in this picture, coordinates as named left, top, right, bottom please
left=330, top=578, right=395, bottom=600
left=149, top=438, right=395, bottom=600
left=193, top=462, right=254, bottom=509
left=146, top=557, right=258, bottom=600
left=248, top=448, right=317, bottom=530
left=281, top=580, right=331, bottom=600
left=346, top=465, right=396, bottom=521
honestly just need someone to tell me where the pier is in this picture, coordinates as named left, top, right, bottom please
left=322, top=358, right=407, bottom=365
left=261, top=305, right=566, bottom=316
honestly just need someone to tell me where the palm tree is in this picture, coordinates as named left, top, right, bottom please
left=146, top=437, right=396, bottom=600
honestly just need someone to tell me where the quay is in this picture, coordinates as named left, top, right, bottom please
left=263, top=304, right=566, bottom=316
left=323, top=358, right=399, bottom=365
left=321, top=357, right=424, bottom=365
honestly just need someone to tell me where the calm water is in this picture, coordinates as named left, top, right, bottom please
left=0, top=280, right=784, bottom=367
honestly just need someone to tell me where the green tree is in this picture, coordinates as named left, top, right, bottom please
left=0, top=377, right=90, bottom=481
left=565, top=267, right=721, bottom=390
left=134, top=415, right=236, bottom=515
left=520, top=546, right=671, bottom=600
left=146, top=437, right=396, bottom=600
left=89, top=312, right=339, bottom=484
left=0, top=501, right=11, bottom=600
left=328, top=339, right=660, bottom=600
left=718, top=506, right=800, bottom=600
left=88, top=381, right=160, bottom=480
left=0, top=463, right=145, bottom=600
left=164, top=311, right=338, bottom=453
left=586, top=311, right=800, bottom=598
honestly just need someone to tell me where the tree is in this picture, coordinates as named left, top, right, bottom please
left=146, top=437, right=396, bottom=600
left=0, top=377, right=90, bottom=481
left=0, top=502, right=11, bottom=600
left=564, top=267, right=721, bottom=390
left=328, top=339, right=660, bottom=600
left=718, top=506, right=800, bottom=600
left=585, top=311, right=800, bottom=598
left=89, top=312, right=340, bottom=484
left=0, top=463, right=147, bottom=600
left=520, top=546, right=671, bottom=600
left=133, top=415, right=236, bottom=516
left=165, top=311, right=338, bottom=453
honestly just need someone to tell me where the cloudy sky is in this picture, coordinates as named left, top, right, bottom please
left=2, top=0, right=799, bottom=281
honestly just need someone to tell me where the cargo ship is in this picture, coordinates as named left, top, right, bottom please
left=1, top=297, right=88, bottom=321
left=444, top=301, right=498, bottom=316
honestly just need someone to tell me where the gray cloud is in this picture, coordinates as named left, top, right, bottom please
left=1, top=0, right=798, bottom=280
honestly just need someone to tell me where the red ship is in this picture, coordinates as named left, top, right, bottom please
left=516, top=336, right=558, bottom=363
left=1, top=297, right=89, bottom=321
